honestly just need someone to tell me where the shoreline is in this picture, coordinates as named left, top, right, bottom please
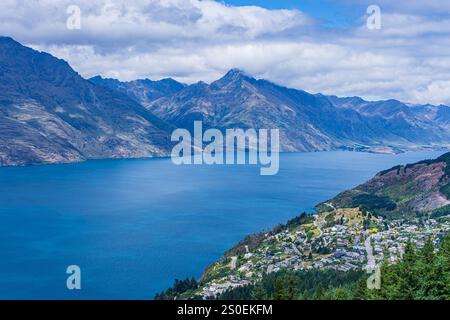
left=1, top=146, right=449, bottom=169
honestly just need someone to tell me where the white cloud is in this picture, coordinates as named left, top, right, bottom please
left=0, top=0, right=310, bottom=46
left=1, top=0, right=450, bottom=105
left=411, top=81, right=450, bottom=105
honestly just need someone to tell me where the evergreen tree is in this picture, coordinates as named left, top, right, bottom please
left=312, top=284, right=324, bottom=300
left=252, top=281, right=266, bottom=300
left=396, top=241, right=419, bottom=299
left=440, top=233, right=450, bottom=262
left=416, top=238, right=438, bottom=299
left=434, top=234, right=450, bottom=299
left=353, top=274, right=368, bottom=300
left=285, top=274, right=298, bottom=300
left=272, top=278, right=286, bottom=300
left=300, top=289, right=309, bottom=300
left=212, top=235, right=450, bottom=302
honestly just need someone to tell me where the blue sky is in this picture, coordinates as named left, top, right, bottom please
left=225, top=0, right=362, bottom=27
left=1, top=0, right=450, bottom=105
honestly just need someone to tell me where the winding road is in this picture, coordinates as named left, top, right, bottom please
left=324, top=202, right=336, bottom=211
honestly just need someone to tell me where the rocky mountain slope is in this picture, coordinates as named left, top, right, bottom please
left=318, top=152, right=450, bottom=219
left=327, top=96, right=450, bottom=143
left=0, top=37, right=174, bottom=166
left=1, top=36, right=450, bottom=166
left=143, top=69, right=450, bottom=152
left=89, top=76, right=185, bottom=106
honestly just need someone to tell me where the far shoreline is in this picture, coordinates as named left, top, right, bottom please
left=1, top=146, right=449, bottom=169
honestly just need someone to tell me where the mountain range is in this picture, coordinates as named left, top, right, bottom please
left=1, top=36, right=450, bottom=166
left=93, top=69, right=450, bottom=153
left=89, top=75, right=186, bottom=106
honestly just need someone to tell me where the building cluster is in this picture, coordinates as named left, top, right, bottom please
left=197, top=212, right=450, bottom=299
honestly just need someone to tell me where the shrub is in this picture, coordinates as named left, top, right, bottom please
left=351, top=193, right=397, bottom=211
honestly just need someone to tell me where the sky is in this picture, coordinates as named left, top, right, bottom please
left=1, top=0, right=450, bottom=105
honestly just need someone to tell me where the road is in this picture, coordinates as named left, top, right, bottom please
left=365, top=235, right=376, bottom=272
left=313, top=216, right=323, bottom=238
left=324, top=202, right=336, bottom=211
left=230, top=256, right=237, bottom=270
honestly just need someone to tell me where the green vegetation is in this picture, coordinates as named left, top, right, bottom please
left=325, top=212, right=336, bottom=227
left=342, top=152, right=450, bottom=220
left=440, top=183, right=450, bottom=199
left=437, top=152, right=450, bottom=181
left=378, top=165, right=403, bottom=176
left=431, top=205, right=450, bottom=219
left=383, top=181, right=417, bottom=204
left=351, top=193, right=397, bottom=211
left=213, top=233, right=450, bottom=300
left=285, top=213, right=314, bottom=229
left=363, top=235, right=450, bottom=300
left=201, top=262, right=233, bottom=284
left=154, top=277, right=198, bottom=300
left=225, top=232, right=268, bottom=257
left=224, top=212, right=314, bottom=257
left=215, top=269, right=363, bottom=300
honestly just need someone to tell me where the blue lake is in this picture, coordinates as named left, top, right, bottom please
left=0, top=150, right=445, bottom=299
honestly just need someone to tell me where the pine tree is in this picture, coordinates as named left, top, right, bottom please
left=312, top=284, right=324, bottom=300
left=252, top=281, right=266, bottom=300
left=272, top=278, right=286, bottom=300
left=333, top=287, right=350, bottom=300
left=396, top=240, right=419, bottom=299
left=421, top=238, right=435, bottom=261
left=353, top=275, right=368, bottom=300
left=190, top=277, right=198, bottom=289
left=416, top=238, right=438, bottom=299
left=300, top=289, right=309, bottom=300
left=440, top=233, right=450, bottom=263
left=374, top=256, right=395, bottom=299
left=285, top=274, right=298, bottom=300
left=434, top=234, right=450, bottom=299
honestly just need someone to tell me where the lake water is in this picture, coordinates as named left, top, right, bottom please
left=0, top=150, right=445, bottom=299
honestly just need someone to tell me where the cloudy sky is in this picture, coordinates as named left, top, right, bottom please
left=1, top=0, right=450, bottom=105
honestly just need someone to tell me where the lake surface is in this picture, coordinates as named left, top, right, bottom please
left=0, top=150, right=445, bottom=299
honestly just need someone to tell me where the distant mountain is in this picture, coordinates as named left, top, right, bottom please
left=0, top=37, right=173, bottom=166
left=144, top=69, right=450, bottom=152
left=326, top=96, right=450, bottom=142
left=1, top=37, right=450, bottom=166
left=89, top=76, right=185, bottom=107
left=317, top=152, right=450, bottom=219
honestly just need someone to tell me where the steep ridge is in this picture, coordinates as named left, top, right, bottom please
left=89, top=76, right=186, bottom=107
left=1, top=37, right=449, bottom=166
left=0, top=37, right=173, bottom=166
left=146, top=69, right=450, bottom=152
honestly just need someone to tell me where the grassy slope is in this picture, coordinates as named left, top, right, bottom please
left=317, top=152, right=450, bottom=219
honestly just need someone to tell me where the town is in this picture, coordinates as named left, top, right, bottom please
left=192, top=206, right=449, bottom=299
